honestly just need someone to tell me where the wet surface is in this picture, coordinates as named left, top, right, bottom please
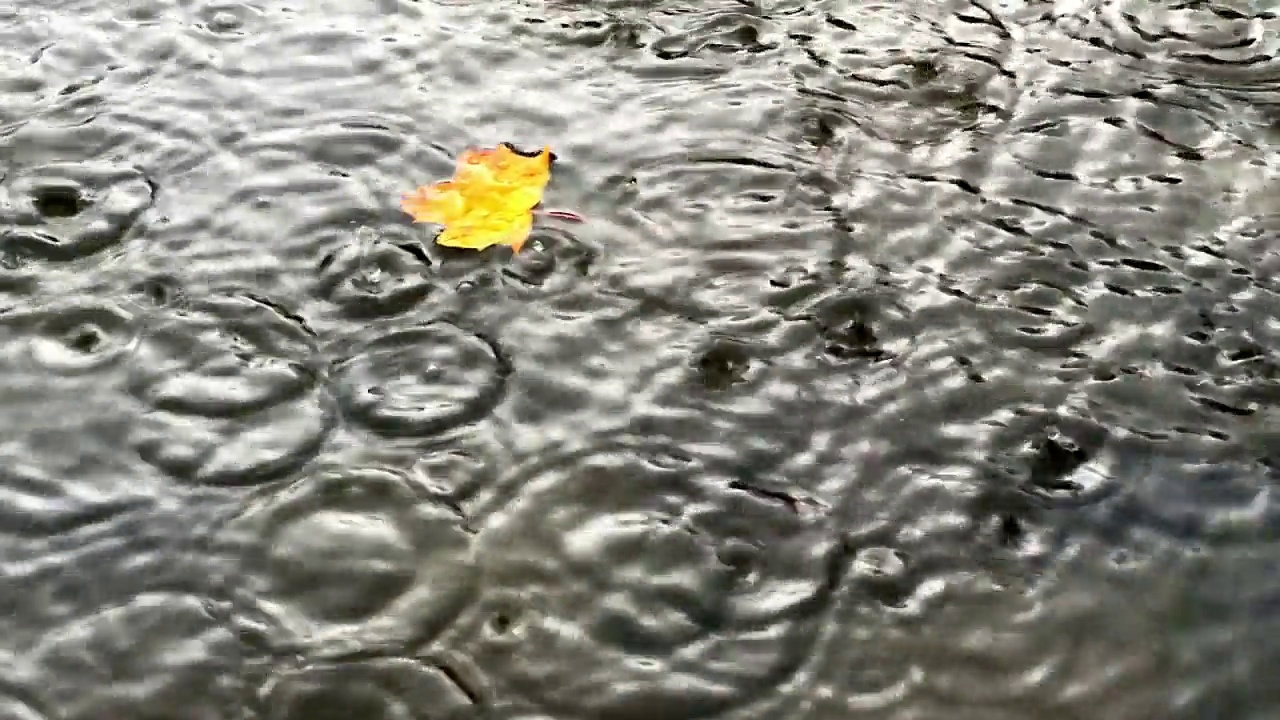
left=1, top=0, right=1279, bottom=718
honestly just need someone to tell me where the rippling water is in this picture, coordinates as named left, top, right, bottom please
left=1, top=0, right=1278, bottom=718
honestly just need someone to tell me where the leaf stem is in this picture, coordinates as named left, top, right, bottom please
left=537, top=208, right=586, bottom=222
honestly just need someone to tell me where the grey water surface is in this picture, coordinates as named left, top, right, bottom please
left=1, top=0, right=1279, bottom=718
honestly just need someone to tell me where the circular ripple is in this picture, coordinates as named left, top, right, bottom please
left=130, top=394, right=336, bottom=487
left=791, top=0, right=1017, bottom=145
left=0, top=161, right=156, bottom=261
left=499, top=225, right=599, bottom=296
left=29, top=593, right=243, bottom=720
left=454, top=437, right=843, bottom=719
left=331, top=321, right=510, bottom=439
left=192, top=1, right=264, bottom=39
left=777, top=278, right=920, bottom=366
left=258, top=657, right=475, bottom=720
left=1054, top=0, right=1279, bottom=87
left=618, top=140, right=836, bottom=261
left=311, top=432, right=513, bottom=509
left=1079, top=457, right=1280, bottom=547
left=314, top=230, right=437, bottom=320
left=127, top=292, right=320, bottom=417
left=1, top=296, right=142, bottom=376
left=0, top=294, right=166, bottom=503
left=218, top=465, right=478, bottom=656
left=125, top=292, right=333, bottom=486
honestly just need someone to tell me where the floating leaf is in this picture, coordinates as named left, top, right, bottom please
left=401, top=143, right=554, bottom=252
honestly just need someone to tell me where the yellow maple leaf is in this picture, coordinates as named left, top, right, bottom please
left=401, top=143, right=553, bottom=252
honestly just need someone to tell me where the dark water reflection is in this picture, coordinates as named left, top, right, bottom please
left=2, top=0, right=1279, bottom=717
